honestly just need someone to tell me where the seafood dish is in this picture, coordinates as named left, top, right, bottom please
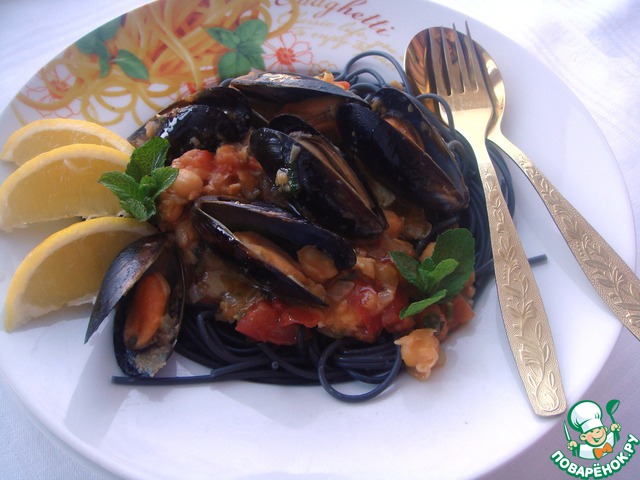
left=84, top=55, right=515, bottom=402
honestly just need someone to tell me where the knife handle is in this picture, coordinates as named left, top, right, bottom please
left=472, top=138, right=566, bottom=416
left=489, top=132, right=640, bottom=341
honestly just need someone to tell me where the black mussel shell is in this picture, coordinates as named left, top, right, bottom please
left=230, top=71, right=366, bottom=105
left=371, top=88, right=468, bottom=197
left=230, top=72, right=369, bottom=140
left=128, top=87, right=252, bottom=161
left=195, top=196, right=356, bottom=269
left=268, top=114, right=321, bottom=136
left=112, top=236, right=185, bottom=378
left=250, top=127, right=387, bottom=238
left=87, top=234, right=167, bottom=342
left=193, top=198, right=329, bottom=306
left=337, top=92, right=469, bottom=215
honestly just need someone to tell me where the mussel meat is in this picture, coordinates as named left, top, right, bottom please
left=87, top=234, right=185, bottom=378
left=193, top=196, right=358, bottom=306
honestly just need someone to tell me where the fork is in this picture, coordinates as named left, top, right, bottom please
left=426, top=25, right=566, bottom=416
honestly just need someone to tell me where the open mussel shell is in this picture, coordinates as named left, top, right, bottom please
left=230, top=71, right=369, bottom=139
left=86, top=234, right=185, bottom=378
left=87, top=234, right=167, bottom=342
left=128, top=86, right=252, bottom=161
left=336, top=88, right=469, bottom=215
left=112, top=235, right=185, bottom=378
left=268, top=114, right=321, bottom=136
left=196, top=195, right=356, bottom=269
left=193, top=196, right=357, bottom=306
left=250, top=126, right=387, bottom=238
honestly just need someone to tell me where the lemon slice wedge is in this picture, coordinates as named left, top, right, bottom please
left=1, top=118, right=133, bottom=165
left=0, top=144, right=130, bottom=231
left=4, top=216, right=157, bottom=332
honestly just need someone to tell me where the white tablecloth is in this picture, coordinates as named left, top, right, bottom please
left=1, top=0, right=638, bottom=478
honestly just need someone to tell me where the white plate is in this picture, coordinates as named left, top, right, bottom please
left=0, top=1, right=633, bottom=479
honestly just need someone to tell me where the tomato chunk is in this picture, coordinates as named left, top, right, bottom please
left=236, top=300, right=299, bottom=345
left=279, top=305, right=323, bottom=328
left=345, top=280, right=384, bottom=341
left=381, top=290, right=415, bottom=334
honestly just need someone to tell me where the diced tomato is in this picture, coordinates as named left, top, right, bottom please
left=381, top=290, right=415, bottom=334
left=434, top=295, right=475, bottom=341
left=448, top=294, right=475, bottom=330
left=345, top=280, right=384, bottom=341
left=236, top=300, right=299, bottom=345
left=279, top=305, right=323, bottom=328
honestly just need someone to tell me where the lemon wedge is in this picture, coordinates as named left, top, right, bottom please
left=4, top=216, right=157, bottom=332
left=0, top=144, right=130, bottom=231
left=1, top=118, right=133, bottom=165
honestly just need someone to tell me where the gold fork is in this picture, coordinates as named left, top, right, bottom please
left=422, top=25, right=566, bottom=416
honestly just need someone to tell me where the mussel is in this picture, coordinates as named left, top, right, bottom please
left=128, top=86, right=252, bottom=161
left=249, top=121, right=387, bottom=239
left=336, top=87, right=469, bottom=215
left=87, top=234, right=185, bottom=378
left=193, top=196, right=357, bottom=306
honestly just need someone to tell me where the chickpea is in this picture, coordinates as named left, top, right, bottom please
left=167, top=168, right=203, bottom=202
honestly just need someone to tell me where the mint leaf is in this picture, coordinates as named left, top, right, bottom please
left=150, top=167, right=180, bottom=198
left=98, top=171, right=139, bottom=199
left=217, top=51, right=252, bottom=80
left=100, top=138, right=177, bottom=222
left=138, top=175, right=159, bottom=198
left=431, top=228, right=475, bottom=301
left=389, top=251, right=423, bottom=290
left=122, top=197, right=154, bottom=222
left=235, top=19, right=268, bottom=43
left=400, top=290, right=447, bottom=318
left=206, top=27, right=240, bottom=49
left=390, top=228, right=475, bottom=317
left=114, top=50, right=149, bottom=80
left=126, top=137, right=169, bottom=181
left=420, top=258, right=459, bottom=290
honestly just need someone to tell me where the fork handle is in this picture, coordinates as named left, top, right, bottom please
left=470, top=133, right=566, bottom=416
left=489, top=131, right=640, bottom=342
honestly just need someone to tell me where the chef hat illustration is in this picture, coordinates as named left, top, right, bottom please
left=568, top=400, right=604, bottom=433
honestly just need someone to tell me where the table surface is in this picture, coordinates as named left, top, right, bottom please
left=1, top=0, right=639, bottom=479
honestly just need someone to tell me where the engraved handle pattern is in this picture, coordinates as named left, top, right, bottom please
left=477, top=149, right=566, bottom=416
left=501, top=144, right=640, bottom=340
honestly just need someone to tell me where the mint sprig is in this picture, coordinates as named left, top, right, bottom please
left=390, top=228, right=475, bottom=318
left=206, top=19, right=268, bottom=80
left=99, top=137, right=178, bottom=222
